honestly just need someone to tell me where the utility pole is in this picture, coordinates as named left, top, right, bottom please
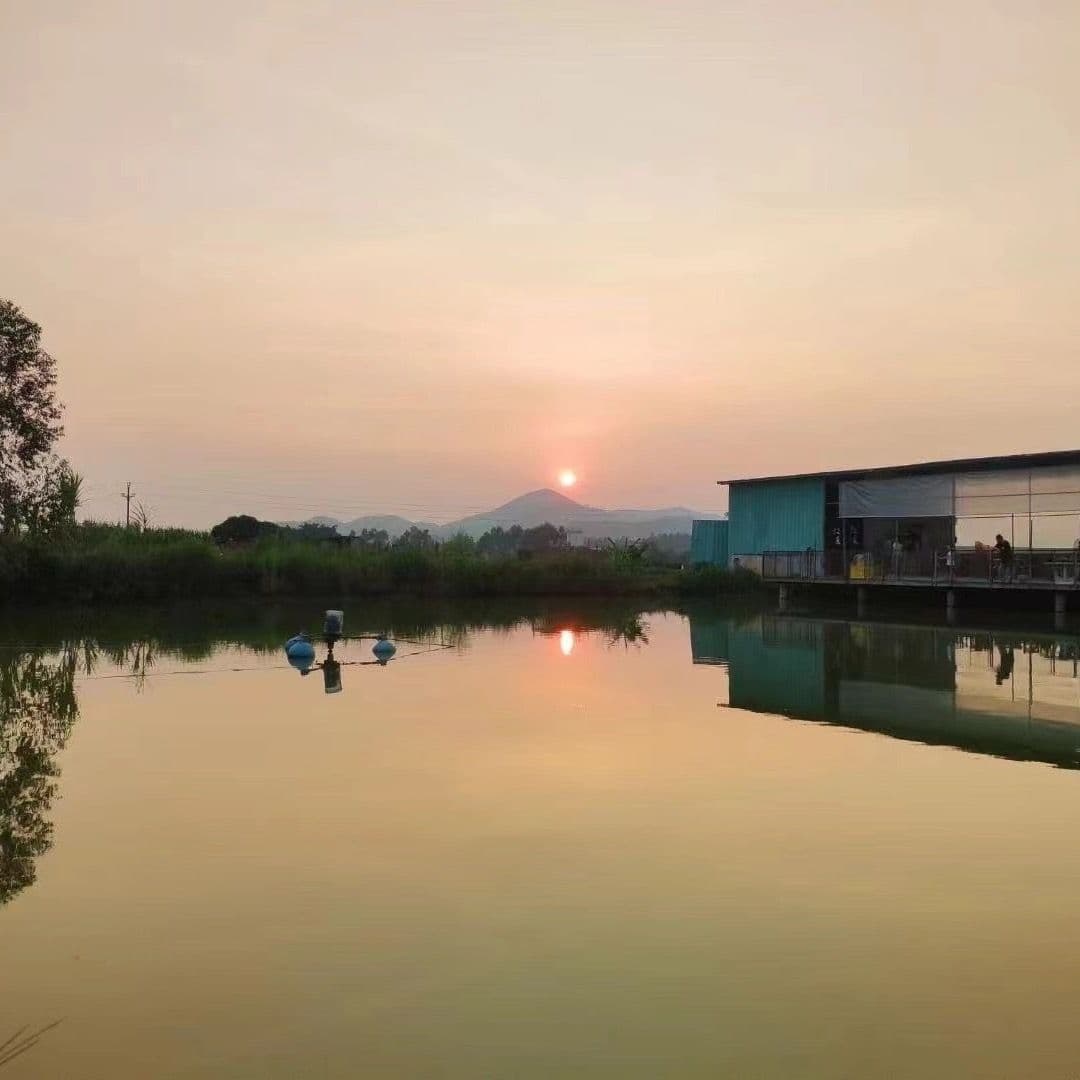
left=122, top=482, right=135, bottom=527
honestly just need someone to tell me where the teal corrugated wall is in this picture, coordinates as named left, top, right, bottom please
left=728, top=478, right=824, bottom=554
left=690, top=519, right=729, bottom=565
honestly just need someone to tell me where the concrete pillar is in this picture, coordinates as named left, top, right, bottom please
left=778, top=584, right=789, bottom=611
left=856, top=586, right=867, bottom=617
left=1055, top=592, right=1067, bottom=615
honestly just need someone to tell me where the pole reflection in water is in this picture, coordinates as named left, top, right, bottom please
left=690, top=611, right=1080, bottom=769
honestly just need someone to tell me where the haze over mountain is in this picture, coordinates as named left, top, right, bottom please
left=297, top=489, right=722, bottom=542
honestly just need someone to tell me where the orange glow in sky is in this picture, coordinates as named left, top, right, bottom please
left=558, top=470, right=577, bottom=489
left=5, top=3, right=1080, bottom=529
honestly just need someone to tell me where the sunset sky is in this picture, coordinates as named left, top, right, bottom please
left=3, top=1, right=1078, bottom=527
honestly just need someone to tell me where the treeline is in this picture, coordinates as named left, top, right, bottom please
left=0, top=520, right=756, bottom=604
left=209, top=515, right=690, bottom=563
left=210, top=515, right=576, bottom=554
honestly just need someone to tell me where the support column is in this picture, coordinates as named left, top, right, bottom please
left=856, top=586, right=867, bottom=617
left=946, top=588, right=957, bottom=625
left=778, top=584, right=789, bottom=612
left=1055, top=592, right=1067, bottom=631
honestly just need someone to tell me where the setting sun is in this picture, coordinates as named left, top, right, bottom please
left=558, top=469, right=577, bottom=488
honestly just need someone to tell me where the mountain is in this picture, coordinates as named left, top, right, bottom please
left=337, top=514, right=438, bottom=536
left=442, top=489, right=602, bottom=538
left=279, top=513, right=436, bottom=536
left=295, top=489, right=722, bottom=543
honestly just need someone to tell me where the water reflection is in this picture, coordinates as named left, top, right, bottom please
left=0, top=645, right=78, bottom=904
left=0, top=599, right=661, bottom=904
left=9, top=600, right=1074, bottom=919
left=690, top=612, right=1080, bottom=769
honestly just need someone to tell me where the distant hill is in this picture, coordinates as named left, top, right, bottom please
left=283, top=513, right=439, bottom=535
left=442, top=489, right=601, bottom=538
left=291, top=489, right=722, bottom=543
left=339, top=514, right=439, bottom=536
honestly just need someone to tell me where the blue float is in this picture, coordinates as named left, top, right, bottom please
left=372, top=638, right=397, bottom=664
left=285, top=634, right=316, bottom=665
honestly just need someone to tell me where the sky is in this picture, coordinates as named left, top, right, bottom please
left=2, top=1, right=1079, bottom=527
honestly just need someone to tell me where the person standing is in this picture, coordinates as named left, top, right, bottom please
left=993, top=534, right=1014, bottom=582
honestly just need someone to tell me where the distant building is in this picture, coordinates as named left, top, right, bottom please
left=689, top=519, right=729, bottom=566
left=718, top=449, right=1080, bottom=586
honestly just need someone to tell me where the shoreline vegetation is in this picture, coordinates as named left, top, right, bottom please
left=0, top=522, right=759, bottom=604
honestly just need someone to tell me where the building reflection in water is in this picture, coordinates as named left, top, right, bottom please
left=690, top=612, right=1080, bottom=769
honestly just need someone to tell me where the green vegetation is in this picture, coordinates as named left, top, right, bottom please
left=1, top=298, right=80, bottom=539
left=2, top=298, right=745, bottom=603
left=0, top=523, right=760, bottom=604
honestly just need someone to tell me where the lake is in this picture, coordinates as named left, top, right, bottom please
left=2, top=600, right=1080, bottom=1078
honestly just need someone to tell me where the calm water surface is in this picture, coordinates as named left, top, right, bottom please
left=3, top=602, right=1080, bottom=1078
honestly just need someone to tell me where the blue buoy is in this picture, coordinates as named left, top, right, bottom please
left=285, top=634, right=316, bottom=664
left=372, top=638, right=396, bottom=664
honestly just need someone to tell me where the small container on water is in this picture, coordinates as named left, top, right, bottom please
left=323, top=609, right=344, bottom=640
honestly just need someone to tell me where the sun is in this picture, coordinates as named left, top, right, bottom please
left=558, top=469, right=577, bottom=488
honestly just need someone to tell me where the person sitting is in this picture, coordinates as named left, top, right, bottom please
left=993, top=534, right=1014, bottom=581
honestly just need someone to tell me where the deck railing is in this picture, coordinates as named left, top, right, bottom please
left=761, top=547, right=1080, bottom=587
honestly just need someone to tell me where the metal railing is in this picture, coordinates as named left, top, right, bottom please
left=761, top=546, right=1080, bottom=586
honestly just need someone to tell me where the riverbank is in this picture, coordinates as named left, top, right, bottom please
left=0, top=527, right=760, bottom=603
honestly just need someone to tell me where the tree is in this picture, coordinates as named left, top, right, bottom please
left=392, top=526, right=435, bottom=551
left=210, top=514, right=279, bottom=544
left=291, top=521, right=336, bottom=541
left=354, top=528, right=389, bottom=551
left=477, top=525, right=523, bottom=557
left=606, top=537, right=649, bottom=567
left=519, top=523, right=569, bottom=554
left=131, top=500, right=154, bottom=532
left=440, top=532, right=476, bottom=556
left=0, top=299, right=66, bottom=535
left=643, top=531, right=691, bottom=565
left=17, top=460, right=83, bottom=538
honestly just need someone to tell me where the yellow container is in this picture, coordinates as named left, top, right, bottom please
left=849, top=555, right=873, bottom=581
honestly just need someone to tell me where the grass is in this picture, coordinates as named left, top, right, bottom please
left=0, top=524, right=761, bottom=604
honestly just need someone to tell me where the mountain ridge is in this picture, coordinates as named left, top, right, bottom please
left=290, top=488, right=723, bottom=542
